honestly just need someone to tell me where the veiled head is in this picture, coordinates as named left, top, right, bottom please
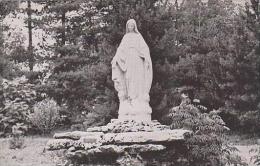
left=126, top=19, right=139, bottom=34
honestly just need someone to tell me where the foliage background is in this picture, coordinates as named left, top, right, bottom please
left=0, top=0, right=259, bottom=136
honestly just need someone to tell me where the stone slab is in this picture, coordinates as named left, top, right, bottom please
left=47, top=129, right=190, bottom=150
left=79, top=135, right=103, bottom=144
left=102, top=129, right=191, bottom=144
left=46, top=138, right=102, bottom=150
left=54, top=131, right=104, bottom=140
left=66, top=144, right=166, bottom=158
left=46, top=139, right=77, bottom=150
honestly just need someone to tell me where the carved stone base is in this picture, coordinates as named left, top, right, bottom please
left=46, top=120, right=191, bottom=165
left=118, top=100, right=152, bottom=122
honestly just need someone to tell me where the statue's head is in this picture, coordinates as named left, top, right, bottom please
left=126, top=19, right=139, bottom=34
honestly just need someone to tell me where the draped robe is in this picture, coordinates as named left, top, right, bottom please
left=111, top=32, right=153, bottom=121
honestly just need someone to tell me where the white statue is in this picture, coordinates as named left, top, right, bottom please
left=111, top=19, right=153, bottom=122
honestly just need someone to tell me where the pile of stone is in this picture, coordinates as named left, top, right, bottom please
left=46, top=119, right=191, bottom=165
left=86, top=119, right=170, bottom=133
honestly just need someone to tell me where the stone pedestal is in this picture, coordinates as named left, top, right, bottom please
left=46, top=119, right=191, bottom=165
left=118, top=100, right=152, bottom=122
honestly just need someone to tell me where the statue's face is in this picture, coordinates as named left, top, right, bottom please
left=127, top=22, right=135, bottom=32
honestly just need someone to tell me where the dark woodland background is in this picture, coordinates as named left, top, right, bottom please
left=0, top=0, right=260, bottom=165
left=0, top=0, right=259, bottom=137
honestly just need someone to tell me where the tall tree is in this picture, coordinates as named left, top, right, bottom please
left=0, top=1, right=19, bottom=79
left=157, top=0, right=260, bottom=133
left=39, top=0, right=109, bottom=125
left=0, top=1, right=19, bottom=113
left=236, top=0, right=260, bottom=133
left=6, top=0, right=43, bottom=76
left=27, top=0, right=34, bottom=71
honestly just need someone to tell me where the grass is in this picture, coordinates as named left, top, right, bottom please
left=0, top=136, right=66, bottom=166
left=228, top=133, right=259, bottom=145
left=227, top=133, right=259, bottom=166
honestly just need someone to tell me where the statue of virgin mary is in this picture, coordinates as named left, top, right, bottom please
left=111, top=19, right=153, bottom=122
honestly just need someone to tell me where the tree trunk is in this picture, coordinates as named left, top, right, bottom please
left=27, top=0, right=33, bottom=71
left=61, top=12, right=66, bottom=46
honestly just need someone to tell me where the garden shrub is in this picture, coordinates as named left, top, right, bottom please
left=0, top=76, right=36, bottom=136
left=251, top=147, right=260, bottom=166
left=239, top=110, right=260, bottom=134
left=168, top=95, right=247, bottom=166
left=83, top=101, right=118, bottom=129
left=9, top=123, right=26, bottom=149
left=28, top=98, right=60, bottom=134
left=9, top=134, right=25, bottom=149
left=116, top=152, right=144, bottom=166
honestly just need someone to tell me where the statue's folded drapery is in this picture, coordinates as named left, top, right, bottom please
left=111, top=19, right=153, bottom=121
left=112, top=32, right=153, bottom=103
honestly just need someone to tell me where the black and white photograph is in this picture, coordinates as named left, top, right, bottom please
left=0, top=0, right=259, bottom=165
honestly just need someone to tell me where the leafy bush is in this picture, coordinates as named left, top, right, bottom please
left=168, top=95, right=247, bottom=166
left=83, top=95, right=118, bottom=129
left=9, top=123, right=26, bottom=149
left=28, top=98, right=60, bottom=134
left=0, top=76, right=36, bottom=136
left=239, top=110, right=260, bottom=134
left=116, top=153, right=144, bottom=166
left=9, top=135, right=25, bottom=149
left=251, top=146, right=260, bottom=166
